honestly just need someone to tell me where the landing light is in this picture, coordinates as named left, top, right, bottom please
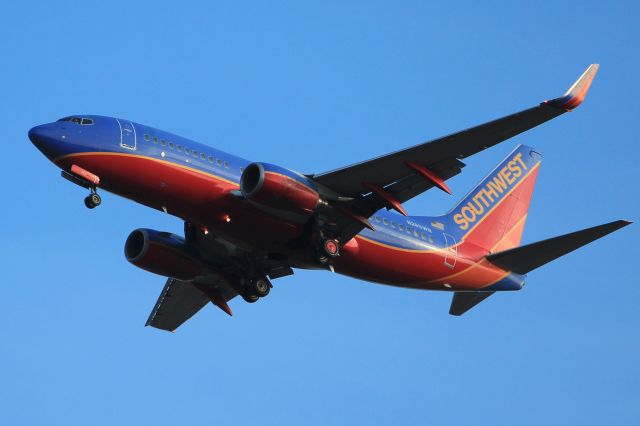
left=224, top=215, right=231, bottom=223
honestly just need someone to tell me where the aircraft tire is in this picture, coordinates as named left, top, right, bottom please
left=241, top=293, right=260, bottom=303
left=84, top=196, right=96, bottom=209
left=247, top=277, right=271, bottom=298
left=90, top=193, right=101, bottom=207
left=84, top=193, right=101, bottom=209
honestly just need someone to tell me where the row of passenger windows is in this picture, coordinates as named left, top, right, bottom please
left=373, top=215, right=436, bottom=243
left=143, top=133, right=236, bottom=170
left=57, top=117, right=94, bottom=125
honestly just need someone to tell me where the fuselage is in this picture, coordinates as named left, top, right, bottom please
left=29, top=115, right=524, bottom=292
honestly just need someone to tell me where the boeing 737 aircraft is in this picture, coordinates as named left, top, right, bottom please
left=29, top=64, right=630, bottom=331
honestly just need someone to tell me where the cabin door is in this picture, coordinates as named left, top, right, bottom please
left=443, top=233, right=458, bottom=268
left=116, top=119, right=137, bottom=150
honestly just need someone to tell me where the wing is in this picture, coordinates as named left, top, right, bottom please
left=312, top=65, right=599, bottom=241
left=144, top=222, right=296, bottom=332
left=146, top=278, right=237, bottom=332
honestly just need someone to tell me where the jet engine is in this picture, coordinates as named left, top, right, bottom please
left=240, top=162, right=320, bottom=222
left=124, top=228, right=202, bottom=280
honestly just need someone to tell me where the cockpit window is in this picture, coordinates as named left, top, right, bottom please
left=57, top=116, right=93, bottom=125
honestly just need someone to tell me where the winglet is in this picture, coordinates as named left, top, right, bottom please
left=545, top=64, right=599, bottom=111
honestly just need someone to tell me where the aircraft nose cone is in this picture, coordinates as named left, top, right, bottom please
left=28, top=125, right=42, bottom=145
left=29, top=123, right=61, bottom=159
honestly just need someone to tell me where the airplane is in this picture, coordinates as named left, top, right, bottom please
left=29, top=64, right=630, bottom=332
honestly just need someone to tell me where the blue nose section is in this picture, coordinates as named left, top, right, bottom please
left=28, top=125, right=44, bottom=146
left=29, top=123, right=63, bottom=159
left=29, top=124, right=53, bottom=148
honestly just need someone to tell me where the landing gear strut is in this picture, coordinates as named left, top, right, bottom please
left=84, top=188, right=101, bottom=209
left=241, top=276, right=272, bottom=303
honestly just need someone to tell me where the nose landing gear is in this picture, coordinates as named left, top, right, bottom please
left=61, top=165, right=103, bottom=209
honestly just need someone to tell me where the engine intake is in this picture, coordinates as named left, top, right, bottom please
left=124, top=228, right=202, bottom=280
left=240, top=162, right=320, bottom=222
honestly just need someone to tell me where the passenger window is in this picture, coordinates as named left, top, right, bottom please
left=208, top=156, right=214, bottom=163
left=81, top=118, right=93, bottom=125
left=240, top=167, right=244, bottom=173
left=176, top=145, right=182, bottom=152
left=398, top=225, right=404, bottom=231
left=160, top=140, right=166, bottom=146
left=224, top=161, right=229, bottom=169
left=152, top=137, right=158, bottom=144
left=421, top=232, right=427, bottom=240
left=144, top=134, right=150, bottom=141
left=391, top=222, right=397, bottom=229
left=428, top=235, right=435, bottom=243
left=217, top=159, right=222, bottom=167
left=201, top=153, right=206, bottom=160
left=169, top=142, right=174, bottom=149
left=71, top=117, right=82, bottom=124
left=383, top=218, right=389, bottom=225
left=374, top=216, right=381, bottom=223
left=185, top=148, right=191, bottom=154
left=406, top=228, right=412, bottom=234
left=413, top=229, right=419, bottom=237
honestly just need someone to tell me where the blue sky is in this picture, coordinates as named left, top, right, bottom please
left=1, top=1, right=638, bottom=424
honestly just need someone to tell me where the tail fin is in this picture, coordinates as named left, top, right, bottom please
left=446, top=144, right=542, bottom=252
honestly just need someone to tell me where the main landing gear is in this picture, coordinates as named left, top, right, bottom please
left=84, top=188, right=102, bottom=209
left=241, top=276, right=272, bottom=303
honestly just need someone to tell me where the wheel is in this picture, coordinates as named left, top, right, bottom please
left=246, top=277, right=271, bottom=298
left=89, top=193, right=101, bottom=206
left=84, top=195, right=96, bottom=209
left=241, top=293, right=259, bottom=303
left=253, top=278, right=271, bottom=297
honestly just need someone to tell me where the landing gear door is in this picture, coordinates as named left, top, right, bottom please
left=443, top=233, right=457, bottom=268
left=116, top=119, right=136, bottom=150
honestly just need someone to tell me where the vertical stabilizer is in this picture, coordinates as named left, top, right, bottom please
left=446, top=145, right=542, bottom=252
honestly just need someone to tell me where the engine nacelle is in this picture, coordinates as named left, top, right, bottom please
left=240, top=162, right=320, bottom=222
left=124, top=228, right=202, bottom=280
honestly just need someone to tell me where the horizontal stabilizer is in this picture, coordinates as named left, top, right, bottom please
left=449, top=291, right=495, bottom=316
left=486, top=220, right=631, bottom=274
